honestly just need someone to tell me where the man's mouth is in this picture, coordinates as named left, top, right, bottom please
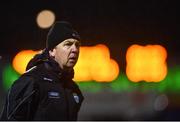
left=69, top=57, right=77, bottom=61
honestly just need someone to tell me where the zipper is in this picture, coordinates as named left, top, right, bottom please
left=64, top=87, right=69, bottom=120
left=7, top=90, right=36, bottom=119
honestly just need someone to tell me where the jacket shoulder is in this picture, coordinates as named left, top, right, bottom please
left=1, top=71, right=38, bottom=120
left=10, top=72, right=36, bottom=100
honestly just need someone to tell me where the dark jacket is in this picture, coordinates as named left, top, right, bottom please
left=0, top=50, right=84, bottom=120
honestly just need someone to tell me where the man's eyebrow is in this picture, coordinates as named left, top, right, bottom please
left=64, top=40, right=73, bottom=43
left=64, top=40, right=80, bottom=43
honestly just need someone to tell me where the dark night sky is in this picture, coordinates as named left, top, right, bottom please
left=0, top=0, right=179, bottom=69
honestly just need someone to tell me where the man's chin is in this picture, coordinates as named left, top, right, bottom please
left=67, top=62, right=76, bottom=68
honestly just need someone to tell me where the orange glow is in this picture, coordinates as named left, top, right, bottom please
left=126, top=44, right=167, bottom=82
left=12, top=50, right=40, bottom=74
left=74, top=44, right=119, bottom=82
left=12, top=44, right=119, bottom=82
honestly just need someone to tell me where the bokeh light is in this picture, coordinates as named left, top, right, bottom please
left=154, top=94, right=169, bottom=111
left=36, top=10, right=55, bottom=29
left=74, top=44, right=119, bottom=82
left=12, top=50, right=40, bottom=74
left=2, top=64, right=20, bottom=90
left=126, top=44, right=167, bottom=82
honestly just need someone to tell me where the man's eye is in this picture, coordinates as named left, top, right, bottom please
left=75, top=43, right=81, bottom=48
left=65, top=43, right=72, bottom=46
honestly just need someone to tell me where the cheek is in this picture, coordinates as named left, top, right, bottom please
left=56, top=52, right=63, bottom=61
left=56, top=49, right=68, bottom=61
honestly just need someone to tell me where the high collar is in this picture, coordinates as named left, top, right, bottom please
left=46, top=57, right=74, bottom=81
left=26, top=49, right=74, bottom=81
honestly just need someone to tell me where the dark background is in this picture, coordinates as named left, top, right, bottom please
left=0, top=0, right=179, bottom=68
left=0, top=0, right=180, bottom=120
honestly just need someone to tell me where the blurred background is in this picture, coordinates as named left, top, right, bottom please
left=0, top=0, right=180, bottom=120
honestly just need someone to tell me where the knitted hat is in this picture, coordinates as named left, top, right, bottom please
left=46, top=21, right=81, bottom=50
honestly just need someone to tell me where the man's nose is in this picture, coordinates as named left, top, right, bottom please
left=71, top=44, right=79, bottom=53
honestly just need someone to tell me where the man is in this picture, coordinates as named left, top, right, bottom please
left=0, top=21, right=84, bottom=120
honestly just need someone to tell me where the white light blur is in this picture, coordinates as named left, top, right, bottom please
left=154, top=94, right=169, bottom=111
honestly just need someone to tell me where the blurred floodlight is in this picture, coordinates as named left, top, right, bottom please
left=74, top=44, right=119, bottom=82
left=126, top=44, right=167, bottom=82
left=2, top=64, right=20, bottom=90
left=36, top=10, right=55, bottom=29
left=12, top=50, right=40, bottom=74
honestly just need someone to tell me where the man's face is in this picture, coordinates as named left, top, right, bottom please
left=49, top=38, right=81, bottom=70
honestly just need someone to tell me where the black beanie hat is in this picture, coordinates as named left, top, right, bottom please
left=46, top=21, right=81, bottom=50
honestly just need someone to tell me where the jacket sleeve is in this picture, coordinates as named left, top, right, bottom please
left=0, top=95, right=8, bottom=120
left=0, top=74, right=39, bottom=120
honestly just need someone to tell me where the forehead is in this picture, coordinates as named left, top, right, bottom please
left=55, top=38, right=81, bottom=48
left=62, top=38, right=80, bottom=43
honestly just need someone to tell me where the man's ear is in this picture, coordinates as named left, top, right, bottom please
left=49, top=49, right=56, bottom=58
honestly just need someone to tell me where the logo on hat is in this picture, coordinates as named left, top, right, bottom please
left=72, top=33, right=77, bottom=38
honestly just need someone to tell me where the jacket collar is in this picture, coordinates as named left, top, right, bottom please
left=45, top=57, right=74, bottom=82
left=26, top=49, right=74, bottom=82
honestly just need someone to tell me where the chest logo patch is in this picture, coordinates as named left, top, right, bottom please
left=73, top=93, right=79, bottom=103
left=48, top=91, right=60, bottom=98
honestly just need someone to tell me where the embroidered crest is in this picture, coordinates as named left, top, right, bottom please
left=48, top=91, right=60, bottom=98
left=73, top=93, right=79, bottom=103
